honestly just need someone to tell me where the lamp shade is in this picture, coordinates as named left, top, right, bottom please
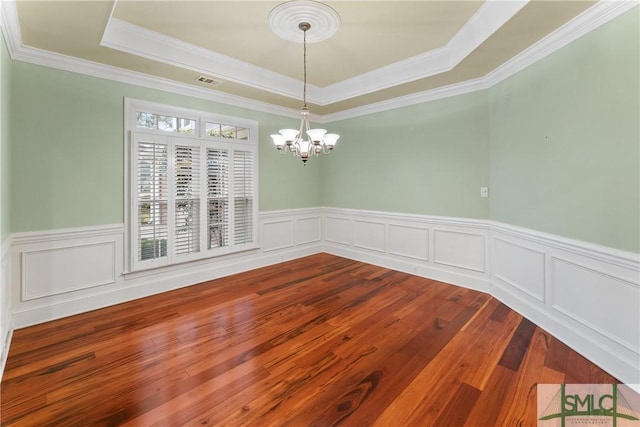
left=271, top=134, right=286, bottom=149
left=323, top=133, right=340, bottom=149
left=298, top=139, right=311, bottom=156
left=279, top=129, right=299, bottom=143
left=306, top=128, right=327, bottom=144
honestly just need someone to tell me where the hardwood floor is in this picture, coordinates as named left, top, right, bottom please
left=1, top=254, right=619, bottom=426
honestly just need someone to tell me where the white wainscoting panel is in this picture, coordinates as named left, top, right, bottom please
left=322, top=208, right=491, bottom=292
left=325, top=216, right=352, bottom=245
left=261, top=220, right=294, bottom=252
left=3, top=207, right=639, bottom=388
left=22, top=242, right=116, bottom=300
left=295, top=217, right=321, bottom=246
left=0, top=237, right=12, bottom=378
left=551, top=257, right=639, bottom=353
left=493, top=237, right=545, bottom=302
left=262, top=212, right=322, bottom=252
left=433, top=229, right=486, bottom=272
left=353, top=220, right=385, bottom=253
left=388, top=223, right=429, bottom=261
left=490, top=222, right=640, bottom=387
left=8, top=209, right=323, bottom=330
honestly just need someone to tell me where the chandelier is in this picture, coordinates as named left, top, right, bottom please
left=270, top=21, right=340, bottom=164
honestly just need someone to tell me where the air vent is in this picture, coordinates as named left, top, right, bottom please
left=195, top=75, right=223, bottom=86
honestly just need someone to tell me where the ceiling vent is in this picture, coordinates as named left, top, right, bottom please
left=195, top=75, right=223, bottom=86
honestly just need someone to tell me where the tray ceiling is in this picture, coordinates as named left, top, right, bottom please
left=6, top=1, right=603, bottom=117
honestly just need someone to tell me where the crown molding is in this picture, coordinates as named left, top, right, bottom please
left=100, top=18, right=322, bottom=105
left=0, top=0, right=637, bottom=124
left=322, top=76, right=492, bottom=123
left=481, top=0, right=640, bottom=90
left=319, top=0, right=528, bottom=105
left=10, top=47, right=304, bottom=121
left=324, top=0, right=639, bottom=122
left=0, top=0, right=22, bottom=57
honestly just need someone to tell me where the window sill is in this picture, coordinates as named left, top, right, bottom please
left=122, top=244, right=260, bottom=280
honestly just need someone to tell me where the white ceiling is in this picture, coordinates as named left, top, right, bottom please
left=2, top=0, right=634, bottom=120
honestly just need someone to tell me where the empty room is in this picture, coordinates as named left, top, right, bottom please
left=0, top=0, right=638, bottom=425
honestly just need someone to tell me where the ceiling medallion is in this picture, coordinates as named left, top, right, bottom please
left=268, top=0, right=341, bottom=43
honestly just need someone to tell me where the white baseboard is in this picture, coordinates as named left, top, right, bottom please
left=3, top=207, right=639, bottom=387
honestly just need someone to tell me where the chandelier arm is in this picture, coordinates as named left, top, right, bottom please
left=304, top=117, right=310, bottom=141
left=298, top=113, right=305, bottom=145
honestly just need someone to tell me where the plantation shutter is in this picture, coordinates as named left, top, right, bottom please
left=207, top=148, right=229, bottom=250
left=127, top=100, right=258, bottom=273
left=136, top=139, right=169, bottom=263
left=233, top=150, right=255, bottom=246
left=174, top=144, right=200, bottom=256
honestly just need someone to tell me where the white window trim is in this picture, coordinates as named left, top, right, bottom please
left=124, top=98, right=259, bottom=273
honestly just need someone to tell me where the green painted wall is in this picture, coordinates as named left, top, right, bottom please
left=321, top=9, right=638, bottom=252
left=489, top=9, right=639, bottom=253
left=6, top=8, right=639, bottom=253
left=0, top=34, right=10, bottom=243
left=9, top=64, right=320, bottom=232
left=321, top=91, right=490, bottom=219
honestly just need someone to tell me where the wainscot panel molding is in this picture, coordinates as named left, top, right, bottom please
left=0, top=237, right=13, bottom=378
left=8, top=209, right=323, bottom=330
left=261, top=208, right=322, bottom=252
left=432, top=228, right=486, bottom=273
left=321, top=207, right=492, bottom=293
left=321, top=208, right=639, bottom=386
left=3, top=207, right=639, bottom=387
left=489, top=221, right=640, bottom=388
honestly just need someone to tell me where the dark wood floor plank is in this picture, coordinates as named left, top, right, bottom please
left=0, top=254, right=621, bottom=426
left=494, top=328, right=552, bottom=426
left=463, top=365, right=517, bottom=427
left=433, top=382, right=482, bottom=427
left=498, top=317, right=538, bottom=372
left=544, top=335, right=571, bottom=373
left=489, top=301, right=512, bottom=323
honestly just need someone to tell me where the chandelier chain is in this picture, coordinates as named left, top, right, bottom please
left=303, top=26, right=307, bottom=108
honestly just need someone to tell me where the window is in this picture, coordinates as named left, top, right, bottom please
left=126, top=99, right=258, bottom=272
